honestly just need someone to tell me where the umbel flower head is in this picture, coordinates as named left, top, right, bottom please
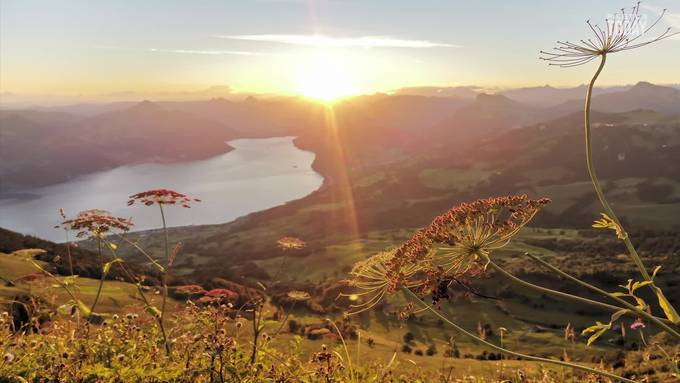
left=60, top=209, right=133, bottom=238
left=345, top=250, right=424, bottom=314
left=345, top=196, right=550, bottom=315
left=540, top=3, right=678, bottom=67
left=396, top=195, right=550, bottom=275
left=277, top=237, right=306, bottom=251
left=128, top=189, right=201, bottom=208
left=287, top=290, right=311, bottom=301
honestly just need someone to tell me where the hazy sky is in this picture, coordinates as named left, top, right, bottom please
left=1, top=0, right=679, bottom=98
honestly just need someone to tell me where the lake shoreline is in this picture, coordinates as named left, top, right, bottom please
left=0, top=137, right=324, bottom=241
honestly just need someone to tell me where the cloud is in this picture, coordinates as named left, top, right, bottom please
left=215, top=34, right=458, bottom=48
left=148, top=48, right=271, bottom=56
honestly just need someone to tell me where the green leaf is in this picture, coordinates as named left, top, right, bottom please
left=609, top=292, right=627, bottom=297
left=76, top=300, right=92, bottom=317
left=102, top=258, right=123, bottom=275
left=582, top=322, right=611, bottom=346
left=631, top=280, right=652, bottom=292
left=655, top=287, right=680, bottom=324
left=651, top=266, right=661, bottom=280
left=145, top=305, right=162, bottom=318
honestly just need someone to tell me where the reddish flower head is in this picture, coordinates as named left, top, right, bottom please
left=127, top=189, right=201, bottom=208
left=61, top=209, right=133, bottom=238
left=175, top=284, right=206, bottom=295
left=204, top=288, right=238, bottom=300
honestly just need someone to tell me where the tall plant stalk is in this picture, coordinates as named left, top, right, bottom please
left=403, top=288, right=637, bottom=383
left=89, top=239, right=105, bottom=315
left=158, top=204, right=171, bottom=354
left=522, top=252, right=680, bottom=340
left=484, top=257, right=674, bottom=327
left=584, top=54, right=679, bottom=324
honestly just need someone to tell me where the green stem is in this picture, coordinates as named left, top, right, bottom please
left=89, top=239, right=105, bottom=314
left=403, top=288, right=637, bottom=383
left=584, top=54, right=678, bottom=321
left=486, top=258, right=672, bottom=325
left=159, top=204, right=170, bottom=353
left=103, top=240, right=171, bottom=355
left=523, top=252, right=680, bottom=340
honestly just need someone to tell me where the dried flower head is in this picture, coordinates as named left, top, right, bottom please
left=277, top=237, right=306, bottom=250
left=287, top=290, right=311, bottom=301
left=345, top=251, right=424, bottom=314
left=399, top=196, right=550, bottom=275
left=344, top=196, right=549, bottom=315
left=127, top=188, right=201, bottom=208
left=541, top=3, right=678, bottom=67
left=60, top=209, right=133, bottom=238
left=204, top=288, right=238, bottom=300
left=175, top=284, right=206, bottom=295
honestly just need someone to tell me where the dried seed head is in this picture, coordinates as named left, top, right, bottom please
left=128, top=188, right=200, bottom=208
left=541, top=3, right=678, bottom=67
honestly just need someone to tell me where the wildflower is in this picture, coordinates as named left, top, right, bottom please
left=399, top=196, right=550, bottom=275
left=540, top=3, right=678, bottom=67
left=630, top=318, right=646, bottom=330
left=127, top=188, right=200, bottom=208
left=60, top=209, right=133, bottom=238
left=345, top=251, right=424, bottom=314
left=287, top=290, right=311, bottom=301
left=277, top=237, right=306, bottom=250
left=204, top=288, right=238, bottom=300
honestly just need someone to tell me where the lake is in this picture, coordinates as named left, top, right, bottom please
left=0, top=137, right=323, bottom=242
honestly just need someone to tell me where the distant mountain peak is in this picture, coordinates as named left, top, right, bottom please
left=128, top=100, right=164, bottom=113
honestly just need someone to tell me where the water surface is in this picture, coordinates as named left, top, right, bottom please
left=0, top=137, right=323, bottom=241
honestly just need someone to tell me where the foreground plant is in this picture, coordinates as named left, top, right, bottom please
left=347, top=195, right=664, bottom=382
left=541, top=2, right=680, bottom=326
left=58, top=209, right=133, bottom=316
left=127, top=188, right=200, bottom=354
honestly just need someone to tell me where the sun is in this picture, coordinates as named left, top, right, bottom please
left=295, top=55, right=360, bottom=102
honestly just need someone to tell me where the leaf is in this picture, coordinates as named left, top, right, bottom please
left=631, top=280, right=653, bottom=292
left=102, top=259, right=123, bottom=275
left=109, top=242, right=118, bottom=250
left=582, top=322, right=611, bottom=346
left=651, top=266, right=661, bottom=280
left=58, top=303, right=77, bottom=315
left=145, top=305, right=162, bottom=318
left=76, top=300, right=92, bottom=317
left=609, top=292, right=628, bottom=297
left=591, top=213, right=627, bottom=239
left=655, top=287, right=680, bottom=324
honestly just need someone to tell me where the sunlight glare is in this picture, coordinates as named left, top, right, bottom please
left=296, top=55, right=360, bottom=102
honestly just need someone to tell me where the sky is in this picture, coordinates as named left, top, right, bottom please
left=1, top=0, right=679, bottom=100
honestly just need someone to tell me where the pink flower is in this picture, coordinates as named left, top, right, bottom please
left=204, top=288, right=238, bottom=300
left=60, top=210, right=133, bottom=238
left=630, top=318, right=646, bottom=330
left=128, top=189, right=201, bottom=208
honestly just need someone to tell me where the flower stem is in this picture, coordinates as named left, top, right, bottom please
left=158, top=204, right=171, bottom=354
left=103, top=240, right=171, bottom=355
left=403, top=288, right=637, bottom=383
left=584, top=54, right=678, bottom=322
left=523, top=252, right=680, bottom=340
left=486, top=258, right=627, bottom=315
left=89, top=239, right=105, bottom=315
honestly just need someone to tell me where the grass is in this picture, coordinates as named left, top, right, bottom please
left=0, top=252, right=174, bottom=315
